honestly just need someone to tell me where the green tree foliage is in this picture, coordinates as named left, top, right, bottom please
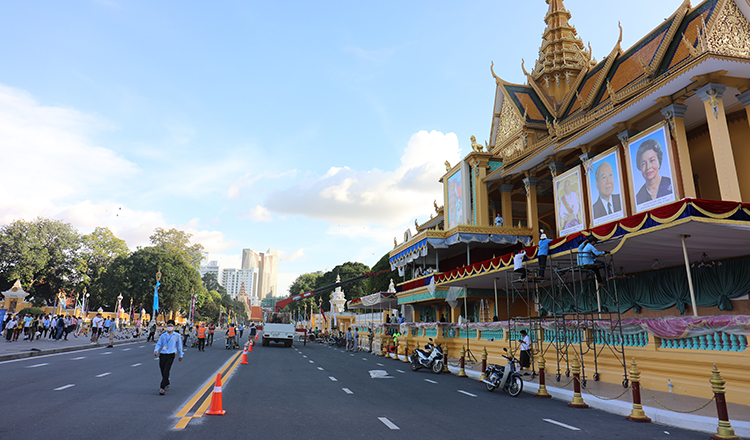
left=365, top=252, right=399, bottom=294
left=149, top=227, right=205, bottom=270
left=96, top=247, right=203, bottom=321
left=0, top=218, right=82, bottom=303
left=78, top=227, right=130, bottom=308
left=202, top=272, right=226, bottom=296
left=285, top=272, right=322, bottom=314
left=314, top=261, right=371, bottom=305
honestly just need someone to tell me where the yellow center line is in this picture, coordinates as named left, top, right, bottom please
left=172, top=351, right=243, bottom=429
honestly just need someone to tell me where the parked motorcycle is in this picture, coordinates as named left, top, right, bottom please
left=482, top=348, right=523, bottom=397
left=410, top=338, right=444, bottom=374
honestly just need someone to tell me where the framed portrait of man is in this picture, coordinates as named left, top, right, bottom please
left=553, top=166, right=586, bottom=237
left=624, top=122, right=677, bottom=213
left=446, top=169, right=464, bottom=230
left=586, top=147, right=626, bottom=226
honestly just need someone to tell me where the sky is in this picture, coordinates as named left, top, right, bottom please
left=0, top=0, right=682, bottom=296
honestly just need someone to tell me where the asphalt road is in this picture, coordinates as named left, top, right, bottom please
left=2, top=336, right=707, bottom=440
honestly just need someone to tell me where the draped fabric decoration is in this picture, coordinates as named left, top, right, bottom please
left=445, top=287, right=463, bottom=309
left=390, top=233, right=532, bottom=270
left=347, top=292, right=398, bottom=309
left=375, top=316, right=750, bottom=338
left=538, top=256, right=750, bottom=315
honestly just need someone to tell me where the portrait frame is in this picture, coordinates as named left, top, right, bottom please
left=624, top=122, right=677, bottom=213
left=445, top=169, right=464, bottom=230
left=586, top=146, right=626, bottom=227
left=553, top=165, right=586, bottom=237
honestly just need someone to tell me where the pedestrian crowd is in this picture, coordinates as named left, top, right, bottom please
left=1, top=311, right=117, bottom=345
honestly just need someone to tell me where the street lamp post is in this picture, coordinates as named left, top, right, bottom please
left=116, top=294, right=123, bottom=328
left=83, top=291, right=90, bottom=322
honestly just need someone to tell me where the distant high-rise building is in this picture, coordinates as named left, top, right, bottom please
left=241, top=248, right=278, bottom=299
left=200, top=260, right=220, bottom=280
left=221, top=267, right=257, bottom=299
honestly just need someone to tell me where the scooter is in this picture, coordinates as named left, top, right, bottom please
left=482, top=347, right=524, bottom=397
left=410, top=338, right=444, bottom=374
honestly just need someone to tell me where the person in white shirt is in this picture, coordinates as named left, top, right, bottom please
left=519, top=329, right=532, bottom=371
left=91, top=313, right=104, bottom=344
left=513, top=249, right=527, bottom=280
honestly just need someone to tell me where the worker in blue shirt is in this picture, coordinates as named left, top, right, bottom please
left=154, top=319, right=184, bottom=395
left=577, top=236, right=606, bottom=284
left=538, top=230, right=553, bottom=278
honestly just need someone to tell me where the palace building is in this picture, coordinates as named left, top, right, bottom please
left=387, top=0, right=750, bottom=405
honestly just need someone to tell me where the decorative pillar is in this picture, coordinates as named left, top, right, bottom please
left=457, top=345, right=468, bottom=377
left=524, top=176, right=540, bottom=244
left=480, top=346, right=488, bottom=381
left=548, top=161, right=566, bottom=178
left=535, top=353, right=552, bottom=398
left=737, top=89, right=750, bottom=130
left=710, top=364, right=739, bottom=440
left=470, top=158, right=491, bottom=226
left=696, top=83, right=742, bottom=201
left=626, top=358, right=651, bottom=422
left=661, top=103, right=695, bottom=198
left=499, top=183, right=514, bottom=227
left=568, top=354, right=589, bottom=408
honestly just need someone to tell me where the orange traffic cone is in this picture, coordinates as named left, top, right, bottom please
left=205, top=374, right=226, bottom=415
left=255, top=334, right=259, bottom=341
left=248, top=341, right=253, bottom=352
left=240, top=345, right=248, bottom=364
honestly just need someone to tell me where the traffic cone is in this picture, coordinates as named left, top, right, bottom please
left=240, top=345, right=248, bottom=364
left=248, top=340, right=253, bottom=352
left=205, top=374, right=226, bottom=415
left=255, top=334, right=259, bottom=341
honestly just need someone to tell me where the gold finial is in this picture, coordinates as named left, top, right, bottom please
left=445, top=160, right=451, bottom=171
left=393, top=237, right=398, bottom=247
left=617, top=21, right=623, bottom=47
left=521, top=59, right=529, bottom=76
left=156, top=269, right=162, bottom=282
left=710, top=364, right=726, bottom=394
left=490, top=61, right=501, bottom=84
left=434, top=200, right=439, bottom=212
left=414, top=219, right=419, bottom=230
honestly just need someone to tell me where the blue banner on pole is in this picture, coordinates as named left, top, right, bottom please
left=153, top=280, right=160, bottom=314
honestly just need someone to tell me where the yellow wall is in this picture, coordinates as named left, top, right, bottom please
left=728, top=113, right=750, bottom=200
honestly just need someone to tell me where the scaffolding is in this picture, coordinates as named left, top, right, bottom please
left=505, top=250, right=629, bottom=387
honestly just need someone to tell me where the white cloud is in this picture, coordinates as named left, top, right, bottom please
left=278, top=248, right=305, bottom=262
left=228, top=170, right=298, bottom=200
left=263, top=130, right=461, bottom=228
left=248, top=205, right=272, bottom=222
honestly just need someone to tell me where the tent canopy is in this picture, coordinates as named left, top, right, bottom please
left=347, top=292, right=398, bottom=310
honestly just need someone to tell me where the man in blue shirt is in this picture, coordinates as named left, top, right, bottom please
left=577, top=236, right=606, bottom=284
left=154, top=319, right=184, bottom=395
left=537, top=231, right=553, bottom=278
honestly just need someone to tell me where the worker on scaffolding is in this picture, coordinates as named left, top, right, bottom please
left=577, top=236, right=607, bottom=285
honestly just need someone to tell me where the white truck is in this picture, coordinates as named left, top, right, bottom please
left=261, top=313, right=296, bottom=347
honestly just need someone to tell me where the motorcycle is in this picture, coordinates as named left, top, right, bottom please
left=410, top=338, right=444, bottom=374
left=482, top=347, right=523, bottom=397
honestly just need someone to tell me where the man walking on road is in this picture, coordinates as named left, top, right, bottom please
left=91, top=313, right=104, bottom=344
left=154, top=319, right=184, bottom=395
left=207, top=322, right=215, bottom=346
left=345, top=327, right=353, bottom=352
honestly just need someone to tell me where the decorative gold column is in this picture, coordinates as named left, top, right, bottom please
left=499, top=183, right=514, bottom=227
left=696, top=83, right=742, bottom=201
left=524, top=176, right=540, bottom=244
left=661, top=103, right=695, bottom=199
left=471, top=159, right=490, bottom=226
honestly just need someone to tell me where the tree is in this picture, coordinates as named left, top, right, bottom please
left=78, top=227, right=130, bottom=308
left=286, top=272, right=322, bottom=314
left=0, top=218, right=82, bottom=304
left=314, top=261, right=371, bottom=305
left=202, top=272, right=227, bottom=296
left=95, top=247, right=203, bottom=320
left=365, top=252, right=399, bottom=294
left=149, top=227, right=205, bottom=270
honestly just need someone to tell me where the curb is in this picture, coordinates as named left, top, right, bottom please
left=0, top=337, right=149, bottom=362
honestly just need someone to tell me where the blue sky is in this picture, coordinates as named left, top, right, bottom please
left=0, top=0, right=681, bottom=294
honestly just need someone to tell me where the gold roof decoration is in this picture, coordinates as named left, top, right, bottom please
left=527, top=0, right=595, bottom=114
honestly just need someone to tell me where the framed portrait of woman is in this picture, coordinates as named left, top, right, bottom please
left=553, top=166, right=586, bottom=237
left=586, top=147, right=626, bottom=227
left=625, top=122, right=677, bottom=213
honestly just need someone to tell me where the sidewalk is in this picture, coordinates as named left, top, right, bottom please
left=0, top=331, right=149, bottom=362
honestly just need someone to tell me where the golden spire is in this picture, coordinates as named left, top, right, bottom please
left=530, top=0, right=592, bottom=105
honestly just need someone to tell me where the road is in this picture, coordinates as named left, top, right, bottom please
left=1, top=335, right=704, bottom=440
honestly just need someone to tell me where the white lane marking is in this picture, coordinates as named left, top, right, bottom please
left=138, top=345, right=145, bottom=348
left=350, top=354, right=354, bottom=356
left=424, top=379, right=437, bottom=384
left=342, top=388, right=353, bottom=394
left=543, top=419, right=581, bottom=431
left=102, top=352, right=112, bottom=355
left=309, top=360, right=314, bottom=363
left=362, top=358, right=368, bottom=361
left=96, top=372, right=111, bottom=378
left=458, top=390, right=477, bottom=397
left=396, top=370, right=405, bottom=374
left=27, top=363, right=49, bottom=368
left=303, top=355, right=308, bottom=358
left=54, top=384, right=75, bottom=391
left=369, top=370, right=393, bottom=379
left=329, top=376, right=338, bottom=382
left=131, top=363, right=142, bottom=367
left=317, top=367, right=324, bottom=371
left=122, top=348, right=131, bottom=351
left=378, top=417, right=400, bottom=430
left=377, top=363, right=384, bottom=366
left=72, top=357, right=85, bottom=360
